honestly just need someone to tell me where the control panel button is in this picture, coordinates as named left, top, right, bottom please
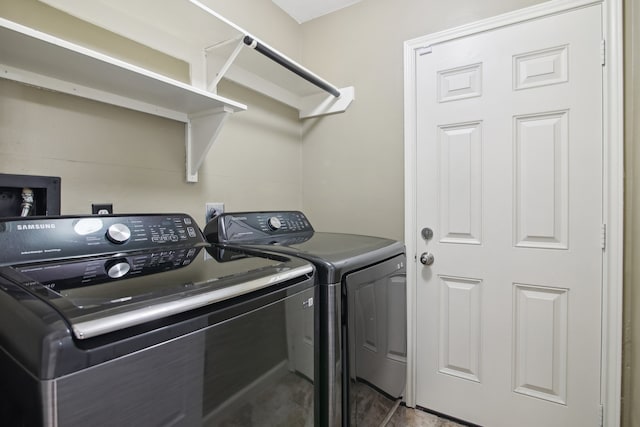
left=106, top=223, right=132, bottom=244
left=73, top=218, right=104, bottom=236
left=105, top=259, right=131, bottom=279
left=267, top=216, right=282, bottom=231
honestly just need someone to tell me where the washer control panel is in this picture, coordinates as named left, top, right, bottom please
left=205, top=211, right=314, bottom=243
left=15, top=246, right=202, bottom=291
left=0, top=213, right=205, bottom=266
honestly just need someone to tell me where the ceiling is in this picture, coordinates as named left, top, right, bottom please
left=271, top=0, right=362, bottom=24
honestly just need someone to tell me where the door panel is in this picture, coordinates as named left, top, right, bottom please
left=415, top=5, right=602, bottom=426
left=438, top=122, right=483, bottom=245
left=438, top=276, right=482, bottom=382
left=514, top=111, right=569, bottom=249
left=513, top=284, right=569, bottom=404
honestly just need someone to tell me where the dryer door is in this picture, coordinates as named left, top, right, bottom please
left=344, top=254, right=406, bottom=426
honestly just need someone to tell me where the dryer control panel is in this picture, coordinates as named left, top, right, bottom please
left=0, top=213, right=205, bottom=266
left=205, top=211, right=314, bottom=244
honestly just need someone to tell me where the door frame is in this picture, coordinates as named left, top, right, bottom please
left=402, top=0, right=624, bottom=425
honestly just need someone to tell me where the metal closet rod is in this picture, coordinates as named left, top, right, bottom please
left=243, top=35, right=341, bottom=98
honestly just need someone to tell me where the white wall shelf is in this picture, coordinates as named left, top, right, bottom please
left=38, top=0, right=355, bottom=119
left=0, top=17, right=246, bottom=182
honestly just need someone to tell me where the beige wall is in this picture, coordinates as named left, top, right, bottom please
left=0, top=78, right=303, bottom=223
left=623, top=0, right=639, bottom=425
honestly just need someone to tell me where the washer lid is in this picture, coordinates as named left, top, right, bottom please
left=0, top=244, right=313, bottom=339
left=232, top=232, right=405, bottom=284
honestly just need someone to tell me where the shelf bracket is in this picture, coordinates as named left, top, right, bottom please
left=299, top=86, right=355, bottom=119
left=206, top=37, right=244, bottom=93
left=186, top=106, right=235, bottom=182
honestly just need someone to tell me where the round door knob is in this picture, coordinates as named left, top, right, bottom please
left=105, top=259, right=131, bottom=279
left=267, top=216, right=282, bottom=231
left=106, top=223, right=131, bottom=244
left=421, top=227, right=434, bottom=240
left=420, top=252, right=435, bottom=266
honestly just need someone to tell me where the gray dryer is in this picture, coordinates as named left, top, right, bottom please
left=204, top=210, right=407, bottom=426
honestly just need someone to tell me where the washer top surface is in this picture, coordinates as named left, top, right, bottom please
left=205, top=211, right=405, bottom=283
left=0, top=214, right=313, bottom=340
left=237, top=232, right=403, bottom=283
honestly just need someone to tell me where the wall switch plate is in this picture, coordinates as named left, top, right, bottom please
left=205, top=202, right=224, bottom=224
left=92, top=203, right=113, bottom=215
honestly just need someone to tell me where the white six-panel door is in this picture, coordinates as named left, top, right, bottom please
left=413, top=4, right=603, bottom=426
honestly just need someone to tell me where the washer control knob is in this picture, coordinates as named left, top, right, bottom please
left=106, top=223, right=131, bottom=244
left=267, top=216, right=282, bottom=231
left=105, top=259, right=131, bottom=279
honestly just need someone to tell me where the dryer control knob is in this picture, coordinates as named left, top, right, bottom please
left=106, top=223, right=131, bottom=244
left=105, top=259, right=131, bottom=279
left=267, top=216, right=282, bottom=231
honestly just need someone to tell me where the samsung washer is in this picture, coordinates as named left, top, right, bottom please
left=204, top=211, right=407, bottom=426
left=0, top=213, right=317, bottom=426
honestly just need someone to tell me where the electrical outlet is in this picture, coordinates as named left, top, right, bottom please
left=92, top=203, right=113, bottom=215
left=205, top=202, right=224, bottom=224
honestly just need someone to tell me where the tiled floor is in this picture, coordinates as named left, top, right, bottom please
left=352, top=380, right=466, bottom=427
left=386, top=405, right=466, bottom=427
left=208, top=369, right=466, bottom=427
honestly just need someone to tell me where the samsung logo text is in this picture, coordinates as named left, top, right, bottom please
left=16, top=224, right=57, bottom=231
